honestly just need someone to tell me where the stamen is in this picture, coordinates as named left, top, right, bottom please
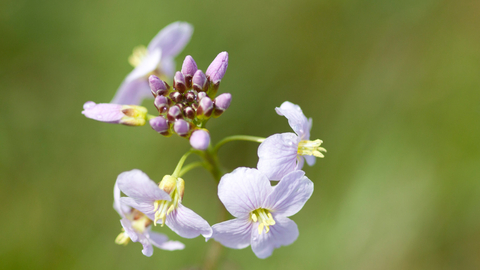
left=128, top=45, right=148, bottom=67
left=115, top=230, right=130, bottom=246
left=297, top=139, right=327, bottom=158
left=250, top=208, right=275, bottom=235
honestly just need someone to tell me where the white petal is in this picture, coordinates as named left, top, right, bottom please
left=113, top=182, right=130, bottom=217
left=147, top=22, right=193, bottom=57
left=250, top=216, right=299, bottom=259
left=120, top=197, right=156, bottom=220
left=218, top=167, right=273, bottom=218
left=275, top=101, right=310, bottom=139
left=211, top=218, right=253, bottom=249
left=257, top=133, right=299, bottom=181
left=166, top=204, right=212, bottom=239
left=125, top=49, right=162, bottom=82
left=264, top=170, right=313, bottom=217
left=120, top=218, right=139, bottom=242
left=138, top=234, right=154, bottom=257
left=111, top=78, right=151, bottom=105
left=149, top=231, right=185, bottom=250
left=305, top=155, right=316, bottom=166
left=117, top=169, right=170, bottom=202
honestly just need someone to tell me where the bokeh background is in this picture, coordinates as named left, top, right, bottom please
left=1, top=0, right=479, bottom=269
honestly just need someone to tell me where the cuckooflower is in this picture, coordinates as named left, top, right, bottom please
left=82, top=101, right=147, bottom=126
left=111, top=22, right=193, bottom=105
left=117, top=169, right=212, bottom=239
left=257, top=101, right=326, bottom=180
left=211, top=168, right=313, bottom=259
left=113, top=182, right=184, bottom=256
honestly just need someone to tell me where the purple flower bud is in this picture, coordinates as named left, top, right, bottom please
left=174, top=119, right=190, bottom=136
left=213, top=93, right=232, bottom=117
left=197, top=92, right=206, bottom=102
left=173, top=71, right=187, bottom=93
left=149, top=116, right=169, bottom=134
left=167, top=105, right=182, bottom=122
left=206, top=52, right=228, bottom=83
left=189, top=129, right=210, bottom=150
left=181, top=55, right=198, bottom=88
left=192, top=70, right=208, bottom=92
left=196, top=96, right=213, bottom=119
left=149, top=75, right=168, bottom=96
left=184, top=106, right=195, bottom=119
left=169, top=91, right=184, bottom=103
left=154, top=95, right=168, bottom=109
left=185, top=91, right=196, bottom=103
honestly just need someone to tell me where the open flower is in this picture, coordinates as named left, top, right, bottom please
left=113, top=181, right=184, bottom=256
left=257, top=101, right=326, bottom=180
left=117, top=169, right=212, bottom=239
left=211, top=168, right=313, bottom=259
left=111, top=22, right=193, bottom=105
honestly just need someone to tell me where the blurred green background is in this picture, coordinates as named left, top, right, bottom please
left=1, top=0, right=479, bottom=269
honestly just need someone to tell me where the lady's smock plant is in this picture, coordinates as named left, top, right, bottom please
left=82, top=21, right=326, bottom=267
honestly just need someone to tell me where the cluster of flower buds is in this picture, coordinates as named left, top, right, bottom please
left=148, top=52, right=231, bottom=150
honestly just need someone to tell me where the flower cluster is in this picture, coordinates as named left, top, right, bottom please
left=82, top=22, right=326, bottom=260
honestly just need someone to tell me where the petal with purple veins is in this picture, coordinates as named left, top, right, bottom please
left=166, top=204, right=212, bottom=239
left=211, top=218, right=253, bottom=249
left=218, top=167, right=272, bottom=218
left=275, top=101, right=310, bottom=139
left=117, top=169, right=171, bottom=202
left=257, top=133, right=300, bottom=181
left=250, top=216, right=299, bottom=259
left=264, top=170, right=313, bottom=217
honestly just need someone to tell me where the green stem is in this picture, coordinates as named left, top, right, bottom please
left=146, top=114, right=157, bottom=121
left=213, top=135, right=265, bottom=154
left=178, top=162, right=205, bottom=177
left=172, top=151, right=192, bottom=178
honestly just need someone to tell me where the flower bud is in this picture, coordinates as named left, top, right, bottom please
left=167, top=105, right=183, bottom=122
left=154, top=95, right=168, bottom=109
left=206, top=52, right=228, bottom=83
left=197, top=92, right=206, bottom=102
left=173, top=119, right=190, bottom=137
left=185, top=91, right=196, bottom=103
left=184, top=106, right=195, bottom=119
left=158, top=175, right=177, bottom=195
left=149, top=75, right=168, bottom=96
left=149, top=116, right=170, bottom=135
left=181, top=55, right=197, bottom=88
left=169, top=91, right=184, bottom=103
left=173, top=71, right=187, bottom=93
left=189, top=129, right=210, bottom=150
left=213, top=93, right=232, bottom=117
left=192, top=70, right=208, bottom=92
left=196, top=97, right=213, bottom=120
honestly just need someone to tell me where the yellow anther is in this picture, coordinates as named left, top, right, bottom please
left=128, top=45, right=148, bottom=67
left=250, top=208, right=275, bottom=235
left=297, top=139, right=327, bottom=158
left=115, top=231, right=130, bottom=246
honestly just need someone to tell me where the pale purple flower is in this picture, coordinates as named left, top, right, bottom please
left=117, top=169, right=212, bottom=239
left=211, top=168, right=313, bottom=259
left=82, top=101, right=147, bottom=126
left=257, top=101, right=326, bottom=180
left=111, top=22, right=193, bottom=105
left=113, top=181, right=184, bottom=256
